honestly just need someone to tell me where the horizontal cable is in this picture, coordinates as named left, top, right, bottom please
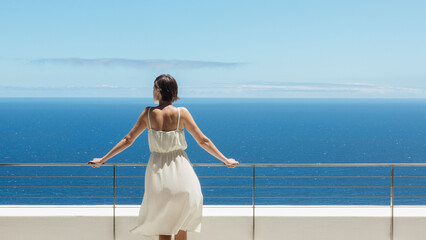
left=0, top=196, right=114, bottom=198
left=1, top=175, right=425, bottom=178
left=0, top=176, right=114, bottom=178
left=2, top=196, right=426, bottom=199
left=3, top=163, right=426, bottom=167
left=3, top=185, right=426, bottom=188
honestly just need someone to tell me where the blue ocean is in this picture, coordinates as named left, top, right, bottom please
left=1, top=98, right=426, bottom=205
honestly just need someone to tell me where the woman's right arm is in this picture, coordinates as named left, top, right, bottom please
left=181, top=107, right=239, bottom=168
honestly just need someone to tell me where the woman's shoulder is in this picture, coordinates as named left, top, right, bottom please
left=178, top=106, right=194, bottom=120
left=142, top=106, right=154, bottom=115
left=178, top=106, right=189, bottom=113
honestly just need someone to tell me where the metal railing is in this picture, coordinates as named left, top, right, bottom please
left=2, top=163, right=426, bottom=240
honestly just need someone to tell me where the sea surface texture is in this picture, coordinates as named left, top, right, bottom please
left=1, top=98, right=425, bottom=205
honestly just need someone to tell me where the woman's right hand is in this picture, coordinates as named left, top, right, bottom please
left=224, top=158, right=239, bottom=168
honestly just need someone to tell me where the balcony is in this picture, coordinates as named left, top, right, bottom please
left=1, top=163, right=426, bottom=240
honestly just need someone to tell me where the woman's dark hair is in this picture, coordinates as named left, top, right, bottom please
left=154, top=74, right=180, bottom=102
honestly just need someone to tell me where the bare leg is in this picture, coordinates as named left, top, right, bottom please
left=175, top=229, right=187, bottom=240
left=159, top=235, right=171, bottom=240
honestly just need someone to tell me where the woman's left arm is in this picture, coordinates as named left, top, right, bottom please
left=88, top=107, right=148, bottom=167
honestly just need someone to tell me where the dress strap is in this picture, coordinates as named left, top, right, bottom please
left=147, top=107, right=152, bottom=130
left=176, top=107, right=180, bottom=130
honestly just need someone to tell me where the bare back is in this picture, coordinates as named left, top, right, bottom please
left=147, top=106, right=184, bottom=132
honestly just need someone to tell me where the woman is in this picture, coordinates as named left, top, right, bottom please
left=88, top=74, right=239, bottom=240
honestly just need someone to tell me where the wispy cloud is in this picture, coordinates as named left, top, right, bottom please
left=2, top=82, right=425, bottom=98
left=238, top=82, right=424, bottom=94
left=28, top=58, right=243, bottom=69
left=0, top=85, right=125, bottom=90
left=0, top=84, right=143, bottom=97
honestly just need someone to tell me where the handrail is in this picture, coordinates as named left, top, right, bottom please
left=2, top=163, right=426, bottom=166
left=2, top=163, right=426, bottom=240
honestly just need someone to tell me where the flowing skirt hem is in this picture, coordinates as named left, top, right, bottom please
left=129, top=222, right=201, bottom=237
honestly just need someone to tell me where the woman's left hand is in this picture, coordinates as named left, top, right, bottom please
left=87, top=158, right=105, bottom=168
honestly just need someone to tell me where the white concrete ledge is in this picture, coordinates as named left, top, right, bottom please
left=1, top=205, right=426, bottom=240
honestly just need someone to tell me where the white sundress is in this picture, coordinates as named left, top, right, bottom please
left=129, top=106, right=203, bottom=239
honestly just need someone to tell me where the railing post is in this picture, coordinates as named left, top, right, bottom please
left=252, top=164, right=255, bottom=240
left=113, top=164, right=116, bottom=240
left=390, top=165, right=394, bottom=240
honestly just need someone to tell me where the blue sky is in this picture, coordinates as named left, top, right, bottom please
left=1, top=0, right=425, bottom=98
